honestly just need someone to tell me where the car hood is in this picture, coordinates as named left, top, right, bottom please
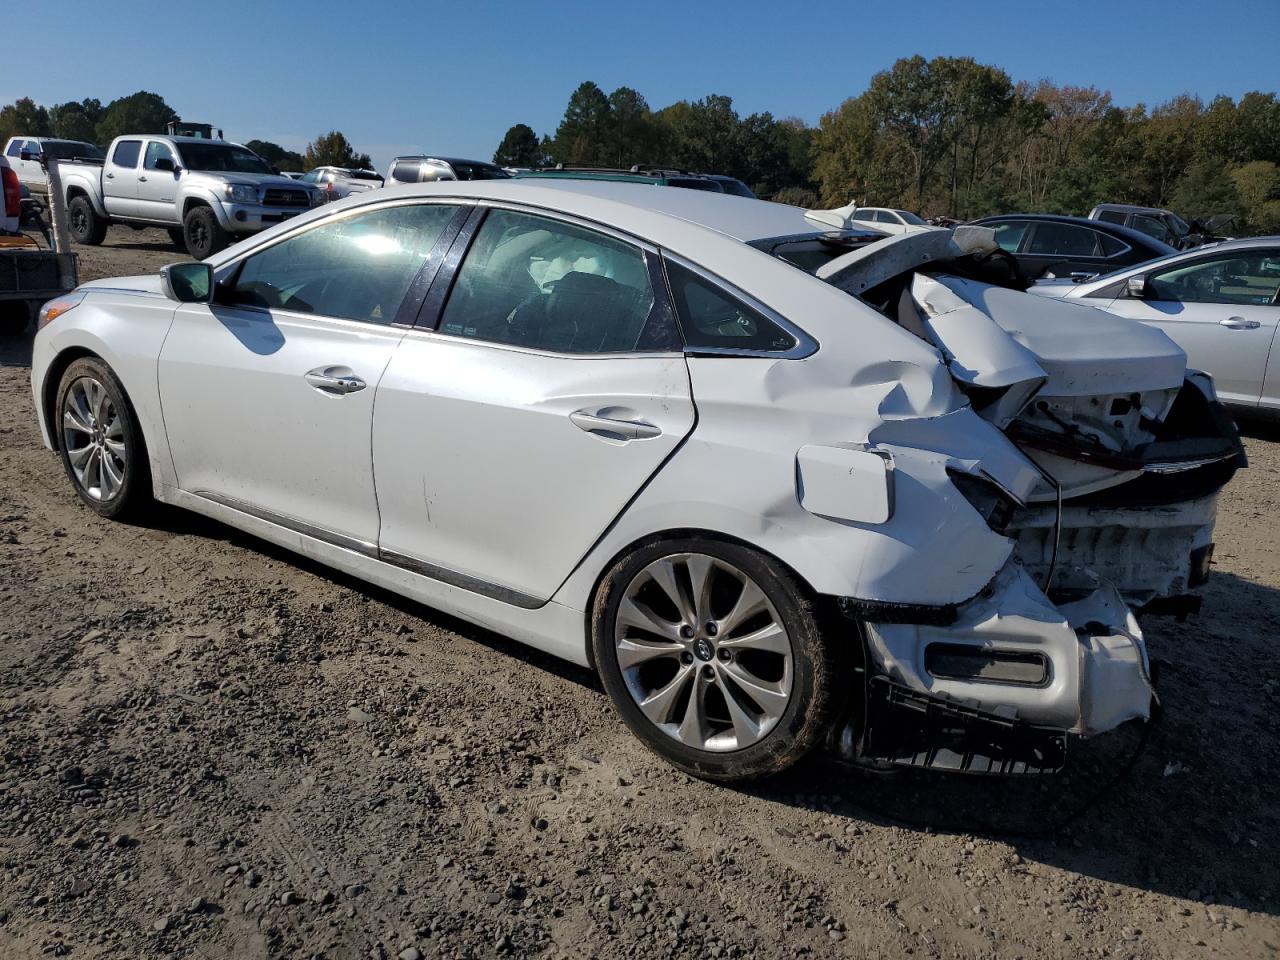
left=182, top=170, right=309, bottom=190
left=80, top=274, right=165, bottom=295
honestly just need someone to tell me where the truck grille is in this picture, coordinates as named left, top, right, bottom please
left=262, top=188, right=311, bottom=208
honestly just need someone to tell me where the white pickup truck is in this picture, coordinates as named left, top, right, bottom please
left=58, top=135, right=321, bottom=259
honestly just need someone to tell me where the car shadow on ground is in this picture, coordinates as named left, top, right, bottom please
left=141, top=501, right=602, bottom=692
left=148, top=492, right=1279, bottom=916
left=739, top=567, right=1279, bottom=917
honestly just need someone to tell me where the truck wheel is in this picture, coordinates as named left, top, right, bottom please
left=183, top=206, right=229, bottom=261
left=0, top=301, right=30, bottom=337
left=68, top=196, right=107, bottom=246
left=167, top=228, right=186, bottom=249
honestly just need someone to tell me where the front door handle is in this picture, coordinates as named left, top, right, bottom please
left=304, top=366, right=366, bottom=395
left=138, top=175, right=147, bottom=182
left=570, top=410, right=661, bottom=440
left=1220, top=316, right=1260, bottom=329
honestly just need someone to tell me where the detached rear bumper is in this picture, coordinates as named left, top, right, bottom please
left=859, top=559, right=1154, bottom=740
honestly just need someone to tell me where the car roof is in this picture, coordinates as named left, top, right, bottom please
left=974, top=212, right=1176, bottom=252
left=248, top=178, right=846, bottom=260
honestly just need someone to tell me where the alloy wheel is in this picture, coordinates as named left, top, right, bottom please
left=61, top=376, right=127, bottom=501
left=614, top=553, right=794, bottom=752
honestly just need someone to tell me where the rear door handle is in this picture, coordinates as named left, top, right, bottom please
left=570, top=410, right=661, bottom=440
left=1220, top=316, right=1260, bottom=329
left=304, top=366, right=366, bottom=395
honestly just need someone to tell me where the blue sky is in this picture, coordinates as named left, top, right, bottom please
left=9, top=0, right=1280, bottom=173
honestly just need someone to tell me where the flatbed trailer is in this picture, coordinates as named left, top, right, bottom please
left=0, top=239, right=78, bottom=336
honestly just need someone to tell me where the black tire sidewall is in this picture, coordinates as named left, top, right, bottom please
left=167, top=227, right=186, bottom=249
left=183, top=207, right=227, bottom=261
left=68, top=196, right=104, bottom=245
left=55, top=358, right=149, bottom=520
left=592, top=537, right=838, bottom=782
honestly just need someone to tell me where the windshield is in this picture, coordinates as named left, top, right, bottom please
left=349, top=170, right=384, bottom=181
left=756, top=232, right=883, bottom=273
left=898, top=210, right=927, bottom=225
left=177, top=143, right=273, bottom=174
left=44, top=141, right=104, bottom=161
left=669, top=177, right=723, bottom=192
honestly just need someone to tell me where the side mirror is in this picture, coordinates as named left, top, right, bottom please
left=153, top=157, right=175, bottom=172
left=160, top=262, right=213, bottom=303
left=1126, top=275, right=1148, bottom=299
left=19, top=149, right=35, bottom=162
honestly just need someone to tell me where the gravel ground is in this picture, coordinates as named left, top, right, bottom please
left=1, top=228, right=1277, bottom=959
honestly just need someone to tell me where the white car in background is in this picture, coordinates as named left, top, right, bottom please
left=1030, top=236, right=1280, bottom=416
left=849, top=206, right=936, bottom=235
left=3, top=137, right=105, bottom=196
left=30, top=181, right=1243, bottom=782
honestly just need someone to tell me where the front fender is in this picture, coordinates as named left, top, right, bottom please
left=32, top=291, right=180, bottom=494
left=180, top=185, right=233, bottom=228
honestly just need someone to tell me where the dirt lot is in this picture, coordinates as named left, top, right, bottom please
left=1, top=229, right=1277, bottom=959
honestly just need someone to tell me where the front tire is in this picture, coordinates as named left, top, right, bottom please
left=592, top=538, right=839, bottom=782
left=183, top=205, right=229, bottom=261
left=68, top=196, right=107, bottom=246
left=55, top=357, right=151, bottom=520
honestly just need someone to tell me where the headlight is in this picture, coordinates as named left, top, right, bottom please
left=38, top=291, right=87, bottom=330
left=309, top=189, right=325, bottom=206
left=225, top=183, right=258, bottom=203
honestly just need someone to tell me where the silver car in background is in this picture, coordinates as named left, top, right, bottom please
left=301, top=166, right=385, bottom=201
left=386, top=156, right=511, bottom=183
left=1030, top=236, right=1280, bottom=415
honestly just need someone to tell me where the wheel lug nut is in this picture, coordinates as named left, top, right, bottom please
left=705, top=621, right=718, bottom=637
left=717, top=649, right=732, bottom=662
left=679, top=625, right=695, bottom=639
left=680, top=652, right=694, bottom=665
left=701, top=665, right=715, bottom=681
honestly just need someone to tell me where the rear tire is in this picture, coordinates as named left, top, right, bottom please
left=183, top=206, right=229, bottom=261
left=592, top=537, right=840, bottom=782
left=167, top=227, right=186, bottom=249
left=55, top=357, right=152, bottom=521
left=68, top=196, right=107, bottom=246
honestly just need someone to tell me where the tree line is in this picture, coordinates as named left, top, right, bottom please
left=0, top=91, right=371, bottom=174
left=498, top=59, right=1280, bottom=233
left=5, top=59, right=1279, bottom=233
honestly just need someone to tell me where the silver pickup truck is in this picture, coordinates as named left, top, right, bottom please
left=58, top=135, right=321, bottom=259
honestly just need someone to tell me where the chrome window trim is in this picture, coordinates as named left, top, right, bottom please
left=211, top=196, right=478, bottom=282
left=661, top=251, right=818, bottom=360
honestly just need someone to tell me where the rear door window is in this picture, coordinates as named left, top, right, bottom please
left=111, top=140, right=142, bottom=169
left=390, top=162, right=419, bottom=183
left=438, top=209, right=674, bottom=353
left=1025, top=222, right=1102, bottom=257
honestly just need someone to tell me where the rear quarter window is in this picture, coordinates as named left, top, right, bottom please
left=665, top=259, right=798, bottom=354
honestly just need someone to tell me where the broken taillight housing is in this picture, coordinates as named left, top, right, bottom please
left=947, top=468, right=1019, bottom=536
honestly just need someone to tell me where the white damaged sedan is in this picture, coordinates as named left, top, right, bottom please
left=31, top=181, right=1244, bottom=780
